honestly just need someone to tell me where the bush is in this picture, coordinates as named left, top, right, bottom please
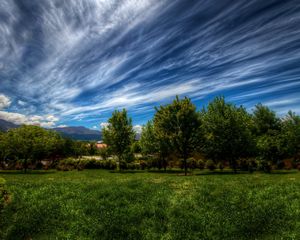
left=187, top=158, right=197, bottom=169
left=99, top=148, right=109, bottom=161
left=140, top=160, right=148, bottom=170
left=206, top=160, right=216, bottom=171
left=0, top=178, right=8, bottom=211
left=122, top=151, right=135, bottom=163
left=56, top=158, right=78, bottom=171
left=217, top=162, right=224, bottom=171
left=197, top=159, right=205, bottom=170
left=119, top=160, right=128, bottom=170
left=257, top=158, right=272, bottom=173
left=82, top=159, right=102, bottom=169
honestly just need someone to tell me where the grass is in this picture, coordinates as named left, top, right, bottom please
left=0, top=169, right=300, bottom=240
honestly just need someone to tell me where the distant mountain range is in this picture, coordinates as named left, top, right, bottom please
left=52, top=126, right=101, bottom=141
left=0, top=119, right=101, bottom=141
left=0, top=119, right=19, bottom=132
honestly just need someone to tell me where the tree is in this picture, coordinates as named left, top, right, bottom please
left=253, top=103, right=281, bottom=135
left=140, top=121, right=158, bottom=156
left=253, top=104, right=283, bottom=169
left=154, top=96, right=201, bottom=175
left=131, top=141, right=141, bottom=154
left=102, top=109, right=135, bottom=170
left=201, top=97, right=254, bottom=172
left=4, top=125, right=63, bottom=173
left=281, top=111, right=300, bottom=161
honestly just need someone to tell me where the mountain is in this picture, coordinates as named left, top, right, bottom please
left=0, top=119, right=101, bottom=141
left=52, top=126, right=102, bottom=141
left=0, top=119, right=19, bottom=132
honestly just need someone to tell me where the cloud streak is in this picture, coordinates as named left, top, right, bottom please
left=0, top=0, right=300, bottom=127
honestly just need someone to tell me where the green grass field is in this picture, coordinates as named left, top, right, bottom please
left=0, top=170, right=300, bottom=240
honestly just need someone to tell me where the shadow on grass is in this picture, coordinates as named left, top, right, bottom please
left=266, top=170, right=298, bottom=175
left=109, top=170, right=145, bottom=174
left=195, top=170, right=299, bottom=175
left=0, top=170, right=56, bottom=175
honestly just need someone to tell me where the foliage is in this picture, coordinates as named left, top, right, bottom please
left=140, top=121, right=158, bottom=155
left=98, top=147, right=110, bottom=160
left=201, top=97, right=254, bottom=172
left=56, top=158, right=117, bottom=171
left=253, top=103, right=281, bottom=135
left=205, top=159, right=216, bottom=171
left=154, top=96, right=201, bottom=175
left=131, top=141, right=142, bottom=154
left=2, top=125, right=65, bottom=172
left=281, top=111, right=300, bottom=160
left=0, top=177, right=7, bottom=211
left=102, top=109, right=135, bottom=169
left=253, top=104, right=285, bottom=167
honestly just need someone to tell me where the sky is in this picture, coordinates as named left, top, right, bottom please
left=0, top=0, right=300, bottom=130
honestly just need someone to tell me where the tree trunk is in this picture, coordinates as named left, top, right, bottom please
left=232, top=159, right=237, bottom=174
left=118, top=155, right=122, bottom=172
left=24, top=158, right=28, bottom=173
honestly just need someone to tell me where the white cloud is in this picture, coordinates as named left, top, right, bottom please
left=17, top=100, right=27, bottom=106
left=0, top=94, right=11, bottom=110
left=57, top=125, right=68, bottom=128
left=100, top=122, right=110, bottom=129
left=133, top=125, right=142, bottom=134
left=0, top=110, right=59, bottom=128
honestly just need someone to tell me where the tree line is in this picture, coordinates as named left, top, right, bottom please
left=104, top=96, right=300, bottom=175
left=0, top=126, right=98, bottom=172
left=0, top=96, right=299, bottom=174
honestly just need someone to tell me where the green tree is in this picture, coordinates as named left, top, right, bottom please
left=140, top=121, right=158, bottom=156
left=201, top=97, right=254, bottom=172
left=253, top=103, right=281, bottom=135
left=4, top=125, right=63, bottom=173
left=102, top=109, right=135, bottom=170
left=131, top=141, right=142, bottom=154
left=253, top=104, right=283, bottom=169
left=154, top=96, right=201, bottom=175
left=281, top=111, right=300, bottom=161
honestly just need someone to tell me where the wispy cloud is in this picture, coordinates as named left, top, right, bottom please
left=0, top=0, right=300, bottom=127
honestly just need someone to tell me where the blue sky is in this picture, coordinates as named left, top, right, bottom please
left=0, top=0, right=300, bottom=130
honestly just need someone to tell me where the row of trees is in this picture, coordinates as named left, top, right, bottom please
left=0, top=96, right=299, bottom=174
left=103, top=96, right=300, bottom=175
left=0, top=126, right=92, bottom=172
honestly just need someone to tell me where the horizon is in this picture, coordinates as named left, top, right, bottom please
left=1, top=0, right=300, bottom=130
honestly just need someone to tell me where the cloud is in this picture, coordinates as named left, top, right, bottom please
left=133, top=125, right=142, bottom=134
left=57, top=125, right=68, bottom=128
left=100, top=122, right=110, bottom=129
left=0, top=94, right=11, bottom=110
left=1, top=0, right=300, bottom=127
left=17, top=100, right=27, bottom=106
left=0, top=111, right=59, bottom=128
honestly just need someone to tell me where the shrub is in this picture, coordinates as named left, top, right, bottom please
left=140, top=160, right=147, bottom=170
left=206, top=160, right=216, bottom=171
left=82, top=159, right=102, bottom=169
left=217, top=162, right=224, bottom=171
left=187, top=158, right=197, bottom=169
left=0, top=178, right=8, bottom=211
left=56, top=158, right=78, bottom=171
left=197, top=159, right=205, bottom=170
left=257, top=159, right=272, bottom=173
left=99, top=148, right=109, bottom=161
left=122, top=151, right=135, bottom=163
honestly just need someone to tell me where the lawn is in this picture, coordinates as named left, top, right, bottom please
left=0, top=170, right=300, bottom=240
